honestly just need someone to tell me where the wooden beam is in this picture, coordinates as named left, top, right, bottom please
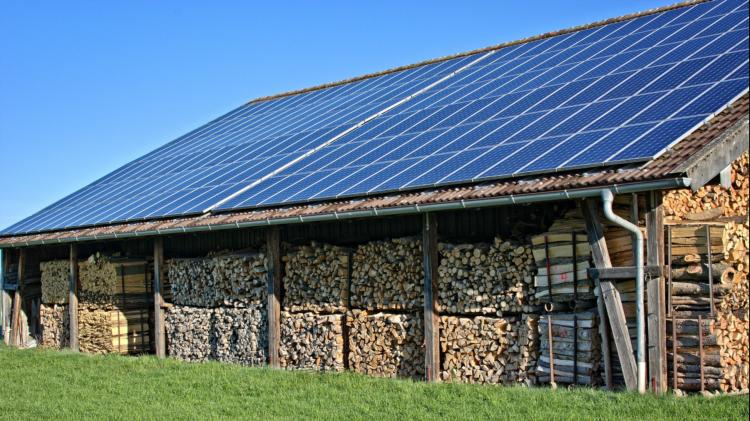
left=646, top=190, right=667, bottom=393
left=10, top=249, right=25, bottom=347
left=582, top=198, right=638, bottom=391
left=588, top=266, right=664, bottom=280
left=0, top=249, right=10, bottom=344
left=422, top=213, right=440, bottom=382
left=266, top=227, right=282, bottom=368
left=69, top=244, right=79, bottom=352
left=153, top=237, right=166, bottom=358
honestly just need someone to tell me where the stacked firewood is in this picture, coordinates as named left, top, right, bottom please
left=664, top=152, right=749, bottom=221
left=724, top=221, right=749, bottom=276
left=40, top=260, right=69, bottom=304
left=39, top=303, right=69, bottom=349
left=532, top=216, right=593, bottom=303
left=347, top=310, right=424, bottom=379
left=351, top=237, right=423, bottom=311
left=440, top=314, right=539, bottom=384
left=168, top=251, right=267, bottom=307
left=165, top=306, right=213, bottom=362
left=437, top=239, right=537, bottom=315
left=715, top=311, right=749, bottom=392
left=279, top=312, right=345, bottom=371
left=283, top=243, right=350, bottom=313
left=537, top=311, right=600, bottom=386
left=79, top=254, right=151, bottom=305
left=78, top=304, right=151, bottom=354
left=667, top=318, right=721, bottom=391
left=212, top=306, right=267, bottom=365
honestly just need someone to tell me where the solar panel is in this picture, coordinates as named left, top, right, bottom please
left=216, top=0, right=748, bottom=210
left=1, top=54, right=480, bottom=234
left=2, top=0, right=748, bottom=236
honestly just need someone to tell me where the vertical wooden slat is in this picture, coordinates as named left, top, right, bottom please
left=69, top=244, right=79, bottom=352
left=582, top=198, right=637, bottom=391
left=153, top=237, right=166, bottom=357
left=266, top=227, right=282, bottom=368
left=422, top=213, right=440, bottom=382
left=646, top=190, right=666, bottom=393
left=10, top=249, right=26, bottom=347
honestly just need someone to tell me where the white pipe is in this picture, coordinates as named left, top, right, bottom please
left=600, top=189, right=646, bottom=394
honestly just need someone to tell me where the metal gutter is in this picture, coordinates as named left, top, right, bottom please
left=0, top=177, right=690, bottom=248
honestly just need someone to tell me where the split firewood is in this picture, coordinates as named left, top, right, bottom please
left=165, top=305, right=213, bottom=362
left=40, top=260, right=69, bottom=304
left=280, top=311, right=344, bottom=371
left=39, top=303, right=69, bottom=349
left=283, top=242, right=350, bottom=313
left=79, top=253, right=151, bottom=305
left=78, top=304, right=151, bottom=355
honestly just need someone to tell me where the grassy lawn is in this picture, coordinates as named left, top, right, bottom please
left=1, top=345, right=747, bottom=420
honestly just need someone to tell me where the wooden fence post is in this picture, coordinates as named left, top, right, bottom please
left=646, top=191, right=666, bottom=393
left=153, top=237, right=166, bottom=357
left=69, top=244, right=79, bottom=352
left=423, top=213, right=440, bottom=382
left=266, top=227, right=282, bottom=368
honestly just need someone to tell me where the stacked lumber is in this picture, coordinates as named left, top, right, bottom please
left=440, top=314, right=539, bottom=384
left=351, top=237, right=423, bottom=311
left=667, top=318, right=723, bottom=391
left=39, top=303, right=69, bottom=349
left=165, top=306, right=213, bottom=362
left=212, top=306, right=267, bottom=365
left=78, top=304, right=151, bottom=354
left=532, top=228, right=593, bottom=303
left=438, top=239, right=537, bottom=315
left=168, top=251, right=267, bottom=307
left=40, top=260, right=69, bottom=304
left=279, top=312, right=344, bottom=371
left=537, top=311, right=600, bottom=385
left=347, top=310, right=424, bottom=379
left=283, top=243, right=350, bottom=313
left=663, top=152, right=749, bottom=221
left=79, top=254, right=151, bottom=305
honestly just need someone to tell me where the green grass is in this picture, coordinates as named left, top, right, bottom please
left=1, top=345, right=747, bottom=420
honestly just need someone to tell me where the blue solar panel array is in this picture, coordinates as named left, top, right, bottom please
left=1, top=55, right=478, bottom=234
left=217, top=0, right=749, bottom=210
left=2, top=0, right=748, bottom=236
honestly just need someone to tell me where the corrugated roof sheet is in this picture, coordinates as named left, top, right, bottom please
left=1, top=93, right=746, bottom=247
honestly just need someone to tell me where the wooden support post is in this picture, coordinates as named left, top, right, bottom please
left=646, top=190, right=666, bottom=393
left=0, top=249, right=10, bottom=343
left=153, top=237, right=166, bottom=358
left=10, top=249, right=26, bottom=347
left=69, top=244, right=79, bottom=352
left=422, top=213, right=440, bottom=382
left=266, top=227, right=282, bottom=368
left=582, top=198, right=638, bottom=391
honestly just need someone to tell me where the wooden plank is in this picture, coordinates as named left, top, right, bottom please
left=646, top=190, right=666, bottom=394
left=69, top=244, right=79, bottom=352
left=153, top=237, right=166, bottom=358
left=588, top=266, right=664, bottom=280
left=422, top=213, right=440, bottom=382
left=582, top=198, right=637, bottom=391
left=10, top=249, right=26, bottom=347
left=266, top=227, right=282, bottom=368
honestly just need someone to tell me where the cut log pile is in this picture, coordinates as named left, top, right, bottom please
left=537, top=311, right=600, bottom=385
left=440, top=314, right=539, bottom=385
left=39, top=303, right=69, bottom=349
left=283, top=243, right=350, bottom=313
left=40, top=260, right=69, bottom=304
left=165, top=306, right=213, bottom=362
left=78, top=304, right=151, bottom=354
left=351, top=237, right=423, bottom=311
left=532, top=208, right=593, bottom=303
left=168, top=251, right=267, bottom=307
left=279, top=312, right=344, bottom=371
left=438, top=239, right=537, bottom=315
left=663, top=151, right=749, bottom=221
left=79, top=254, right=151, bottom=305
left=347, top=310, right=424, bottom=379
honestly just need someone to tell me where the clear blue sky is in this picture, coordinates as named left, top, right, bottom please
left=0, top=0, right=669, bottom=231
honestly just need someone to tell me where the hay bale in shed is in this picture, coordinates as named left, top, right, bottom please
left=280, top=311, right=345, bottom=371
left=283, top=242, right=350, bottom=313
left=40, top=260, right=69, bottom=304
left=78, top=304, right=152, bottom=355
left=165, top=305, right=213, bottom=362
left=212, top=306, right=267, bottom=366
left=351, top=237, right=423, bottom=311
left=39, top=303, right=69, bottom=349
left=347, top=310, right=424, bottom=379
